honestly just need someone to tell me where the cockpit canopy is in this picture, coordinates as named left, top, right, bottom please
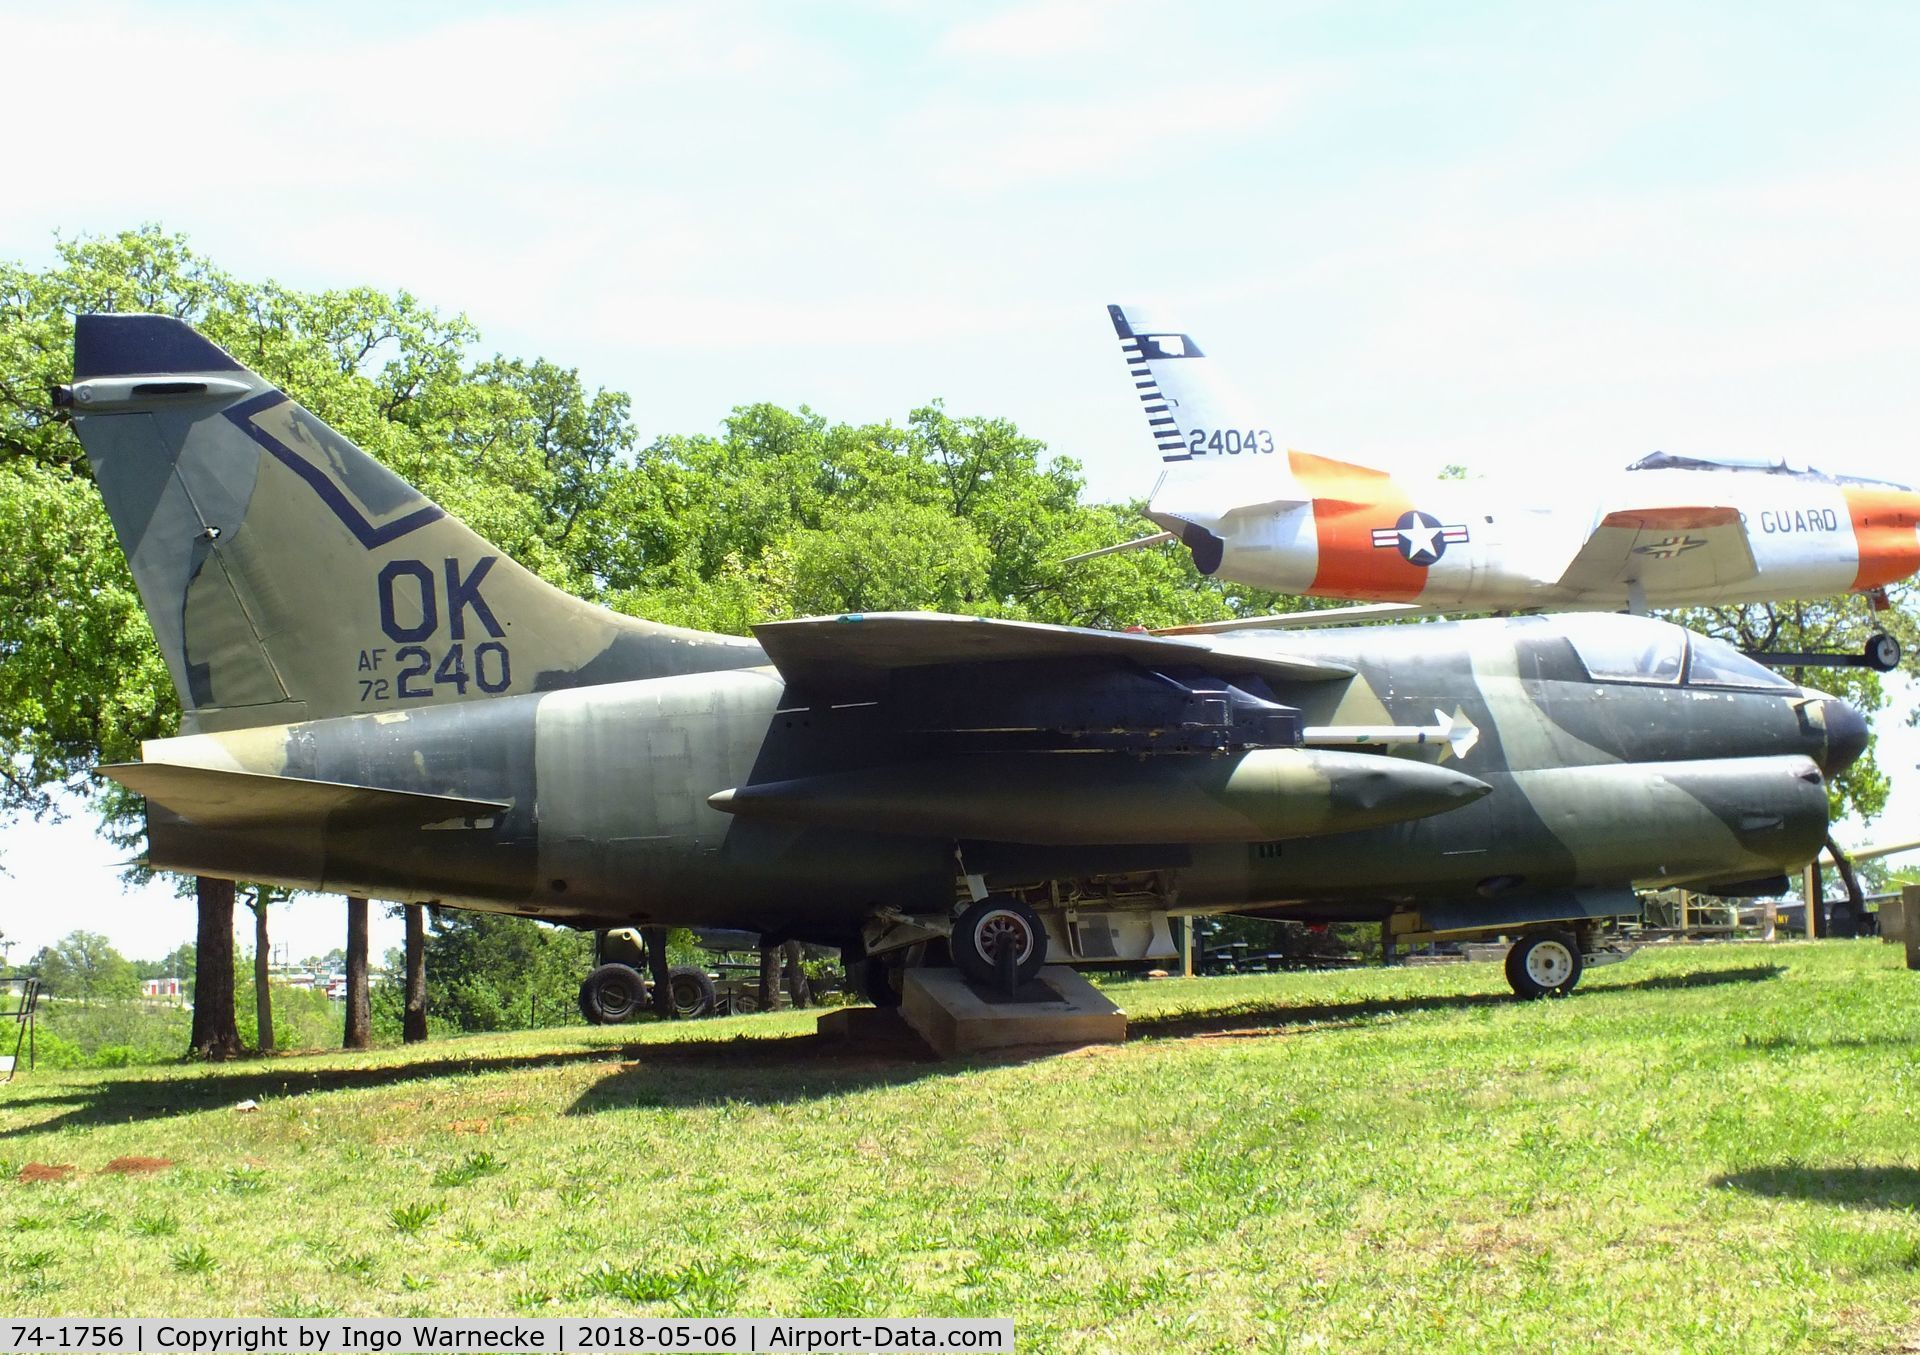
left=1559, top=613, right=1792, bottom=690
left=1626, top=450, right=1912, bottom=492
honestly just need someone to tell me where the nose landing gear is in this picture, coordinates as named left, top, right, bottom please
left=1505, top=929, right=1584, bottom=999
left=951, top=897, right=1049, bottom=989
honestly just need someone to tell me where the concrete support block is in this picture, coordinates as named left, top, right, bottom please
left=900, top=965, right=1126, bottom=1058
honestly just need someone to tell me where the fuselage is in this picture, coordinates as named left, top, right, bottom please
left=1156, top=457, right=1920, bottom=609
left=134, top=614, right=1857, bottom=944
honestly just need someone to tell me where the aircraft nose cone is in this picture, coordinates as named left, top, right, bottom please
left=1820, top=697, right=1869, bottom=776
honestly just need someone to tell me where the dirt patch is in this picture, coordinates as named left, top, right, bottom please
left=446, top=1118, right=491, bottom=1136
left=100, top=1156, right=175, bottom=1175
left=18, top=1163, right=75, bottom=1184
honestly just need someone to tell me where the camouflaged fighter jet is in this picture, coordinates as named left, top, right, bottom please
left=58, top=315, right=1869, bottom=1003
left=1094, top=304, right=1918, bottom=668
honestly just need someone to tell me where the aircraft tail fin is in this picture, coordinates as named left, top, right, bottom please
left=61, top=315, right=761, bottom=733
left=1107, top=303, right=1281, bottom=466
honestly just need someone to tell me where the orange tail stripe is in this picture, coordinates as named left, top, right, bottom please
left=1288, top=450, right=1426, bottom=601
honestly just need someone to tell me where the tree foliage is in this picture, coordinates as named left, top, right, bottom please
left=0, top=227, right=632, bottom=830
left=29, top=929, right=139, bottom=1000
left=405, top=912, right=593, bottom=1033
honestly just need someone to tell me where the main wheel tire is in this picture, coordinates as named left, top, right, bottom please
left=1865, top=633, right=1902, bottom=672
left=952, top=897, right=1048, bottom=989
left=667, top=965, right=717, bottom=1018
left=579, top=963, right=649, bottom=1024
left=1505, top=930, right=1583, bottom=1000
left=862, top=954, right=906, bottom=1009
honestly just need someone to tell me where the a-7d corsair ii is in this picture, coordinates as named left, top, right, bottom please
left=60, top=316, right=1869, bottom=1002
left=1098, top=304, right=1918, bottom=667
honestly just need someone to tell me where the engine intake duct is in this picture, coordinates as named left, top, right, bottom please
left=709, top=748, right=1489, bottom=846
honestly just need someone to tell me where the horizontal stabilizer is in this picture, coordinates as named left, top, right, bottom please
left=1058, top=531, right=1175, bottom=565
left=753, top=612, right=1354, bottom=699
left=100, top=762, right=509, bottom=828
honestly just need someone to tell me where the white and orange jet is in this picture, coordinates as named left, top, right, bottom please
left=1094, top=304, right=1920, bottom=668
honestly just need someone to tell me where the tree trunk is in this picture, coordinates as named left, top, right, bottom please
left=1827, top=836, right=1866, bottom=936
left=646, top=926, right=674, bottom=1019
left=343, top=895, right=371, bottom=1049
left=252, top=890, right=274, bottom=1053
left=403, top=903, right=428, bottom=1044
left=757, top=936, right=780, bottom=1011
left=188, top=876, right=244, bottom=1061
left=782, top=939, right=810, bottom=1009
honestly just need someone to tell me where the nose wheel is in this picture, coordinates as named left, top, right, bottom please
left=1505, top=930, right=1583, bottom=1000
left=952, top=897, right=1049, bottom=989
left=1864, top=633, right=1902, bottom=672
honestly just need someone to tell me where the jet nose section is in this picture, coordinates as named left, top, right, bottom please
left=1818, top=696, right=1869, bottom=776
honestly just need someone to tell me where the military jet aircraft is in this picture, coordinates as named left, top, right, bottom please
left=1095, top=304, right=1917, bottom=668
left=57, top=315, right=1868, bottom=1003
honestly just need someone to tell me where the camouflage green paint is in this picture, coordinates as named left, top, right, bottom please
left=64, top=316, right=1862, bottom=951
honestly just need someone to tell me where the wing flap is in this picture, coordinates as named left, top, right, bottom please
left=751, top=612, right=1354, bottom=697
left=1554, top=506, right=1757, bottom=597
left=100, top=762, right=510, bottom=828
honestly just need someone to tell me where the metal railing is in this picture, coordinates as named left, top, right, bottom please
left=2, top=979, right=40, bottom=1082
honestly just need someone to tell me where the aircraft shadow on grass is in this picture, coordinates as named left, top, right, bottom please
left=1130, top=964, right=1783, bottom=1040
left=0, top=964, right=1783, bottom=1138
left=1716, top=1164, right=1920, bottom=1211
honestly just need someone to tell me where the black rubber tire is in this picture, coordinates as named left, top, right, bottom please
left=951, top=897, right=1048, bottom=989
left=667, top=965, right=717, bottom=1018
left=1505, top=930, right=1583, bottom=1000
left=862, top=954, right=906, bottom=1009
left=579, top=963, right=649, bottom=1024
left=729, top=988, right=760, bottom=1015
left=1865, top=633, right=1902, bottom=673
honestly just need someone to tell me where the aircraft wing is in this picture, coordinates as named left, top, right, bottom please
left=100, top=763, right=510, bottom=828
left=751, top=612, right=1354, bottom=698
left=1151, top=602, right=1438, bottom=636
left=1553, top=506, right=1758, bottom=598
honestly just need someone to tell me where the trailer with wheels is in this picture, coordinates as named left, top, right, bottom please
left=578, top=928, right=720, bottom=1024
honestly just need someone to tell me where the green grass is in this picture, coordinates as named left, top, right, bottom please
left=3, top=942, right=1919, bottom=1352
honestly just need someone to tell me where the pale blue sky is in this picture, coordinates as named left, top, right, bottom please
left=2, top=1, right=1918, bottom=961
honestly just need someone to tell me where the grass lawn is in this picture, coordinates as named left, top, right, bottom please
left=3, top=941, right=1918, bottom=1352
